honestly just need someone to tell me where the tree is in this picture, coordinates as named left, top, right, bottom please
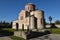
left=46, top=22, right=49, bottom=25
left=0, top=21, right=11, bottom=28
left=3, top=21, right=5, bottom=24
left=55, top=20, right=60, bottom=24
left=48, top=16, right=52, bottom=24
left=48, top=16, right=52, bottom=32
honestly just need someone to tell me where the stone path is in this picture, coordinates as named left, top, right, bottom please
left=0, top=34, right=60, bottom=40
left=0, top=36, right=12, bottom=40
left=29, top=34, right=60, bottom=40
left=0, top=32, right=12, bottom=40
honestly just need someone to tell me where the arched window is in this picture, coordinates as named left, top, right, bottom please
left=20, top=16, right=23, bottom=20
left=41, top=18, right=42, bottom=24
left=26, top=11, right=30, bottom=17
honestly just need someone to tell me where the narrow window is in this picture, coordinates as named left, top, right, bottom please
left=26, top=11, right=30, bottom=17
left=20, top=16, right=23, bottom=20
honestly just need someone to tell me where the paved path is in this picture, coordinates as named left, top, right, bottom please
left=0, top=36, right=12, bottom=40
left=0, top=32, right=12, bottom=40
left=29, top=34, right=60, bottom=40
left=0, top=34, right=60, bottom=40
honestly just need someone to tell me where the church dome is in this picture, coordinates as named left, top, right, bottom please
left=25, top=3, right=35, bottom=12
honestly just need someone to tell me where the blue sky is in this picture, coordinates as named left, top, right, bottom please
left=0, top=0, right=60, bottom=23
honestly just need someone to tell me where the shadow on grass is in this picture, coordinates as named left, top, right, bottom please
left=0, top=29, right=14, bottom=37
left=50, top=23, right=57, bottom=28
left=26, top=30, right=51, bottom=39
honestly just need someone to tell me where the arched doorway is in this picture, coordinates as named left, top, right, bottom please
left=16, top=23, right=18, bottom=31
left=34, top=17, right=37, bottom=29
left=22, top=24, right=24, bottom=31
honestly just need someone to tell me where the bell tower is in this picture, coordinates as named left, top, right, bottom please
left=25, top=3, right=35, bottom=12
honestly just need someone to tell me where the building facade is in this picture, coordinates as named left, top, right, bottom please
left=12, top=3, right=45, bottom=30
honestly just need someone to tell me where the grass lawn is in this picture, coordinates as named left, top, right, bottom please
left=0, top=28, right=60, bottom=40
left=0, top=28, right=25, bottom=40
left=52, top=28, right=60, bottom=34
left=45, top=28, right=60, bottom=34
left=10, top=36, right=25, bottom=40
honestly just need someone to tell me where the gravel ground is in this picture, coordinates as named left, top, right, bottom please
left=29, top=34, right=60, bottom=40
left=0, top=34, right=60, bottom=40
left=0, top=36, right=12, bottom=40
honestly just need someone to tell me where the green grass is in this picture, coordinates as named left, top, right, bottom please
left=1, top=28, right=60, bottom=40
left=45, top=28, right=60, bottom=34
left=0, top=28, right=15, bottom=32
left=0, top=28, right=14, bottom=36
left=0, top=28, right=25, bottom=40
left=10, top=36, right=25, bottom=40
left=51, top=28, right=60, bottom=34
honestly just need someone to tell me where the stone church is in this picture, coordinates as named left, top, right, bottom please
left=12, top=3, right=45, bottom=30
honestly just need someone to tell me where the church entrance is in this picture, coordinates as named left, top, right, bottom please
left=16, top=23, right=18, bottom=31
left=34, top=17, right=37, bottom=29
left=22, top=24, right=24, bottom=31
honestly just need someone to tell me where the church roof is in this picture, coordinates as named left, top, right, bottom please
left=26, top=3, right=35, bottom=6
